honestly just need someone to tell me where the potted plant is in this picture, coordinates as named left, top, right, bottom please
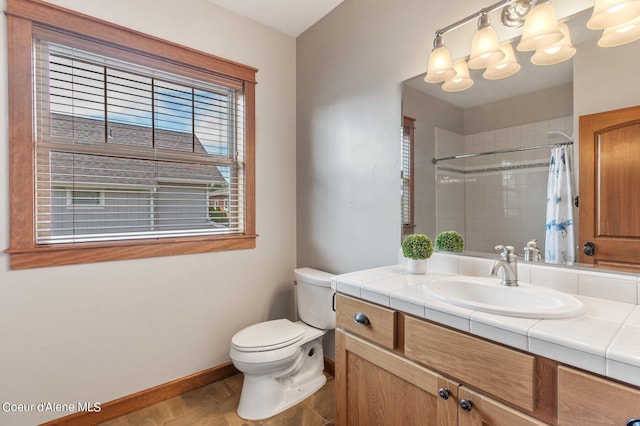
left=434, top=230, right=464, bottom=253
left=401, top=234, right=434, bottom=274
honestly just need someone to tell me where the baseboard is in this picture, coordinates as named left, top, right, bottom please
left=40, top=362, right=239, bottom=426
left=324, top=356, right=335, bottom=377
left=42, top=356, right=334, bottom=425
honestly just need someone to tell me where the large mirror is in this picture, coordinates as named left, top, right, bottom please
left=401, top=4, right=640, bottom=271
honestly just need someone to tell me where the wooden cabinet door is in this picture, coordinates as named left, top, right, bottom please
left=579, top=105, right=640, bottom=271
left=336, top=330, right=459, bottom=425
left=404, top=316, right=536, bottom=413
left=558, top=366, right=640, bottom=425
left=457, top=387, right=548, bottom=426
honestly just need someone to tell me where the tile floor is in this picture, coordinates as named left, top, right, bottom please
left=99, top=373, right=335, bottom=426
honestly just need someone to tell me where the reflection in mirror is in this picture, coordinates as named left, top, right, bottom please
left=400, top=6, right=638, bottom=270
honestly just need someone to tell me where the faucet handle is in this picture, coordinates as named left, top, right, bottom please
left=495, top=245, right=516, bottom=260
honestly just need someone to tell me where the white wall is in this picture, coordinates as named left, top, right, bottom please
left=296, top=0, right=488, bottom=274
left=574, top=40, right=640, bottom=117
left=0, top=1, right=296, bottom=424
left=403, top=86, right=463, bottom=240
left=463, top=83, right=573, bottom=134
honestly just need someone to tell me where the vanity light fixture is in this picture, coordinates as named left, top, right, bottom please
left=588, top=0, right=640, bottom=47
left=424, top=0, right=584, bottom=93
left=484, top=41, right=521, bottom=79
left=468, top=13, right=505, bottom=69
left=597, top=15, right=640, bottom=46
left=517, top=1, right=564, bottom=52
left=442, top=59, right=474, bottom=92
left=531, top=21, right=576, bottom=65
left=425, top=0, right=522, bottom=92
left=587, top=0, right=640, bottom=30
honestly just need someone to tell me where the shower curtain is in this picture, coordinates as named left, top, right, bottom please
left=545, top=145, right=575, bottom=264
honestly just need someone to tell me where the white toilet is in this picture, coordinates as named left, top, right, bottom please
left=229, top=267, right=335, bottom=420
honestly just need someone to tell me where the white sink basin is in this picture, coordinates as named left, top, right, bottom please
left=423, top=276, right=586, bottom=319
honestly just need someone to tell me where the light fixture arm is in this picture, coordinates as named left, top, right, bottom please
left=434, top=0, right=525, bottom=37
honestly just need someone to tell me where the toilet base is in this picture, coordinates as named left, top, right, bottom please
left=236, top=338, right=326, bottom=420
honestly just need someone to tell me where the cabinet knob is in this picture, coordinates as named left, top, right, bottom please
left=627, top=419, right=640, bottom=426
left=460, top=399, right=474, bottom=412
left=353, top=312, right=370, bottom=325
left=438, top=388, right=451, bottom=400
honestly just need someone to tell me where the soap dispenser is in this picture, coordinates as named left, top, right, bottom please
left=523, top=239, right=541, bottom=262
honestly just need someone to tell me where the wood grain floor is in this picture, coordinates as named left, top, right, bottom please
left=98, top=373, right=335, bottom=426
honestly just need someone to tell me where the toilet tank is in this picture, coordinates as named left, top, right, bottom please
left=294, top=268, right=336, bottom=330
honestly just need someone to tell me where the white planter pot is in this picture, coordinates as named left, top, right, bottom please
left=406, top=258, right=428, bottom=274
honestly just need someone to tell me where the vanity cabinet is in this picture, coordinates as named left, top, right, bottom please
left=336, top=330, right=459, bottom=425
left=335, top=293, right=640, bottom=425
left=336, top=293, right=459, bottom=424
left=335, top=294, right=548, bottom=425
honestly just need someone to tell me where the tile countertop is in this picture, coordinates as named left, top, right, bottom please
left=331, top=254, right=640, bottom=388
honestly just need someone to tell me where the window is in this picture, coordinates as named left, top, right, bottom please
left=401, top=116, right=415, bottom=236
left=5, top=0, right=257, bottom=269
left=66, top=190, right=105, bottom=208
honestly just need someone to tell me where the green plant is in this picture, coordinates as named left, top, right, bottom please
left=401, top=234, right=434, bottom=260
left=435, top=230, right=464, bottom=253
left=209, top=206, right=230, bottom=226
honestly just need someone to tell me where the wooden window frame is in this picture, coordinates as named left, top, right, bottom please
left=4, top=0, right=257, bottom=269
left=402, top=116, right=416, bottom=236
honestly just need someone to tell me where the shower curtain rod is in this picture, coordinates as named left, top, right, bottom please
left=432, top=141, right=573, bottom=164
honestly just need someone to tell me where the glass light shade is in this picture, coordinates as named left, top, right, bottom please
left=598, top=15, right=640, bottom=47
left=587, top=0, right=640, bottom=30
left=517, top=2, right=564, bottom=52
left=531, top=22, right=576, bottom=65
left=468, top=16, right=505, bottom=69
left=425, top=40, right=455, bottom=83
left=484, top=42, right=521, bottom=80
left=442, top=60, right=474, bottom=92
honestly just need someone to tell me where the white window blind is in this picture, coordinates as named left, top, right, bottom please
left=33, top=39, right=245, bottom=244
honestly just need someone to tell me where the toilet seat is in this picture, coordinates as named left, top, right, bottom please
left=231, top=319, right=304, bottom=352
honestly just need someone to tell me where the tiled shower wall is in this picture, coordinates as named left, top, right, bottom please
left=436, top=116, right=573, bottom=258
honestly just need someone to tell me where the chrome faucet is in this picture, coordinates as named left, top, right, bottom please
left=491, top=245, right=518, bottom=286
left=523, top=239, right=541, bottom=263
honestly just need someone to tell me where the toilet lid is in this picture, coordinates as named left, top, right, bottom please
left=232, top=319, right=305, bottom=352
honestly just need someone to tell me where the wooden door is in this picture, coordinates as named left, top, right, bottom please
left=579, top=105, right=640, bottom=270
left=336, top=330, right=459, bottom=425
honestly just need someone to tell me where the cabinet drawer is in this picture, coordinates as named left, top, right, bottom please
left=336, top=294, right=396, bottom=350
left=404, top=316, right=535, bottom=413
left=558, top=366, right=640, bottom=425
left=458, top=387, right=547, bottom=426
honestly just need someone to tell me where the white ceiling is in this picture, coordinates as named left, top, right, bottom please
left=206, top=0, right=344, bottom=37
left=206, top=0, right=600, bottom=109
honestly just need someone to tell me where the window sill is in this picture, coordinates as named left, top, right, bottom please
left=5, top=234, right=257, bottom=269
